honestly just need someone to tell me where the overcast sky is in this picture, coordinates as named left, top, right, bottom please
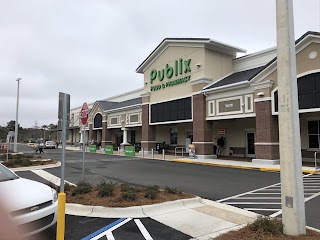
left=1, top=0, right=319, bottom=128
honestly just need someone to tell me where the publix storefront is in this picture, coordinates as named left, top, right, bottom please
left=136, top=37, right=246, bottom=158
left=136, top=32, right=320, bottom=163
left=81, top=32, right=320, bottom=164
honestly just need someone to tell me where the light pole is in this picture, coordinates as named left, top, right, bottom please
left=276, top=0, right=306, bottom=235
left=14, top=78, right=21, bottom=153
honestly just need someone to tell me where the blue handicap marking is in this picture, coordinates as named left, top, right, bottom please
left=81, top=218, right=126, bottom=240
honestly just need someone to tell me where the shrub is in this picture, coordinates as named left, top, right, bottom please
left=249, top=216, right=283, bottom=236
left=145, top=185, right=159, bottom=200
left=72, top=182, right=92, bottom=196
left=122, top=191, right=137, bottom=202
left=120, top=183, right=130, bottom=192
left=97, top=180, right=116, bottom=197
left=165, top=186, right=181, bottom=194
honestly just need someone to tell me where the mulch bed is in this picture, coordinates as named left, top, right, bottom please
left=216, top=225, right=320, bottom=240
left=66, top=185, right=196, bottom=208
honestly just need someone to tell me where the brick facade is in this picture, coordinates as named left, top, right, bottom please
left=141, top=104, right=156, bottom=151
left=192, top=94, right=214, bottom=155
left=255, top=100, right=280, bottom=160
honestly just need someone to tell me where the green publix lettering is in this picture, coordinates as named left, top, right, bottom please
left=150, top=58, right=191, bottom=84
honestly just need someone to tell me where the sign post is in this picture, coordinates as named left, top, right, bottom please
left=80, top=102, right=89, bottom=181
left=56, top=92, right=70, bottom=240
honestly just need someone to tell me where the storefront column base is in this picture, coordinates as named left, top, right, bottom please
left=252, top=159, right=280, bottom=165
left=195, top=154, right=217, bottom=160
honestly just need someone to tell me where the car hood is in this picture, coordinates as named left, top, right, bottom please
left=0, top=178, right=53, bottom=212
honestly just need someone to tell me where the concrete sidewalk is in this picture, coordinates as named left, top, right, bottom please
left=66, top=145, right=319, bottom=174
left=66, top=197, right=257, bottom=240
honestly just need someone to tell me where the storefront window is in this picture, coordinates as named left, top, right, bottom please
left=308, top=120, right=320, bottom=148
left=170, top=128, right=178, bottom=145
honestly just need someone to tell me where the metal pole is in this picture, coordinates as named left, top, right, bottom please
left=14, top=78, right=21, bottom=152
left=276, top=0, right=306, bottom=235
left=81, top=125, right=86, bottom=181
left=141, top=148, right=144, bottom=158
left=60, top=94, right=67, bottom=193
left=162, top=149, right=165, bottom=159
left=151, top=148, right=154, bottom=158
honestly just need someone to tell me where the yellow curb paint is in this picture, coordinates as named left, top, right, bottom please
left=171, top=159, right=316, bottom=174
left=171, top=159, right=259, bottom=171
left=56, top=192, right=66, bottom=240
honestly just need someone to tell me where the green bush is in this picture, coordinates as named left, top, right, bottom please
left=144, top=185, right=159, bottom=200
left=72, top=182, right=92, bottom=196
left=249, top=216, right=283, bottom=235
left=97, top=180, right=116, bottom=197
left=122, top=191, right=137, bottom=202
left=165, top=186, right=181, bottom=194
left=120, top=183, right=139, bottom=193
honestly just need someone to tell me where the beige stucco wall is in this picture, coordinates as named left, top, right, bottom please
left=143, top=45, right=235, bottom=104
left=212, top=117, right=256, bottom=154
left=263, top=42, right=320, bottom=90
left=204, top=49, right=234, bottom=81
left=144, top=46, right=203, bottom=103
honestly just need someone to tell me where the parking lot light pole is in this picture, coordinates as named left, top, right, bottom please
left=14, top=78, right=21, bottom=153
left=276, top=0, right=306, bottom=235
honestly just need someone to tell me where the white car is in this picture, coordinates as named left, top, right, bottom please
left=0, top=163, right=58, bottom=236
left=45, top=141, right=56, bottom=149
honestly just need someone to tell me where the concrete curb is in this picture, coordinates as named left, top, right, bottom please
left=10, top=161, right=61, bottom=172
left=66, top=197, right=204, bottom=219
left=200, top=199, right=258, bottom=219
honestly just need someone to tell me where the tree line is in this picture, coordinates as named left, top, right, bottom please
left=0, top=120, right=58, bottom=143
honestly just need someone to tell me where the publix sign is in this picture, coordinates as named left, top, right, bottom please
left=150, top=58, right=191, bottom=91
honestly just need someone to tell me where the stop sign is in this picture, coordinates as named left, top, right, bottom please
left=80, top=102, right=89, bottom=125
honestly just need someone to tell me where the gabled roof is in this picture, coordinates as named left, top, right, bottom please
left=204, top=31, right=320, bottom=91
left=107, top=97, right=141, bottom=112
left=136, top=38, right=246, bottom=73
left=204, top=66, right=265, bottom=90
left=96, top=101, right=118, bottom=111
left=96, top=97, right=141, bottom=112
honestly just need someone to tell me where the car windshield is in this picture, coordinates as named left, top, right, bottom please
left=0, top=164, right=19, bottom=182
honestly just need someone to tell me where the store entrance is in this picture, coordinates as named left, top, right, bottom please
left=246, top=132, right=255, bottom=157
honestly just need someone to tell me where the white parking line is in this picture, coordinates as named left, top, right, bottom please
left=31, top=169, right=76, bottom=186
left=134, top=219, right=153, bottom=240
left=91, top=218, right=132, bottom=240
left=216, top=183, right=281, bottom=203
left=244, top=208, right=281, bottom=212
left=105, top=231, right=115, bottom=240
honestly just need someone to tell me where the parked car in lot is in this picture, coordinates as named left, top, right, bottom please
left=45, top=141, right=56, bottom=149
left=0, top=163, right=58, bottom=236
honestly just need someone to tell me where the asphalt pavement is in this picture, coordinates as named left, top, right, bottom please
left=14, top=144, right=320, bottom=239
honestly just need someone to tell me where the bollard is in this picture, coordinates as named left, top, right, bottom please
left=162, top=149, right=165, bottom=159
left=56, top=192, right=66, bottom=240
left=152, top=148, right=154, bottom=158
left=141, top=148, right=144, bottom=158
left=118, top=147, right=120, bottom=155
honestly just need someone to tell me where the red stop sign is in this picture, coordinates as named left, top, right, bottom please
left=80, top=102, right=89, bottom=125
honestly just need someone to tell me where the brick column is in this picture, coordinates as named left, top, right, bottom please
left=101, top=121, right=107, bottom=148
left=254, top=100, right=280, bottom=161
left=141, top=104, right=156, bottom=151
left=88, top=123, right=93, bottom=143
left=192, top=94, right=214, bottom=157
